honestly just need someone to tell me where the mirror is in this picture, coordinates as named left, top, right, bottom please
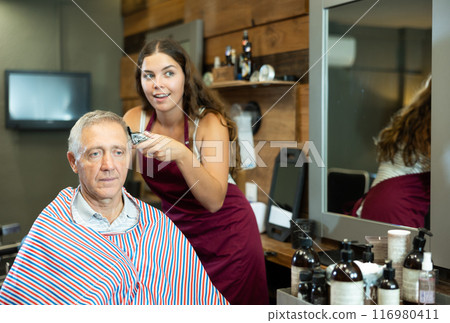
left=326, top=0, right=431, bottom=221
left=309, top=0, right=450, bottom=270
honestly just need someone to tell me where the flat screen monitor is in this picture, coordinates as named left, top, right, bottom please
left=5, top=70, right=91, bottom=130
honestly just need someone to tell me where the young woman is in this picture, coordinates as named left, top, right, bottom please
left=352, top=76, right=431, bottom=228
left=124, top=39, right=268, bottom=304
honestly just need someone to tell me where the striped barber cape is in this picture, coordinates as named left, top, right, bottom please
left=0, top=187, right=228, bottom=305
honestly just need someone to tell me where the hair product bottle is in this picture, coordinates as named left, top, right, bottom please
left=330, top=240, right=364, bottom=305
left=225, top=45, right=232, bottom=66
left=310, top=272, right=328, bottom=305
left=291, top=236, right=320, bottom=296
left=362, top=244, right=374, bottom=263
left=419, top=252, right=436, bottom=305
left=240, top=30, right=252, bottom=80
left=403, top=228, right=433, bottom=304
left=378, top=259, right=400, bottom=305
left=297, top=270, right=312, bottom=302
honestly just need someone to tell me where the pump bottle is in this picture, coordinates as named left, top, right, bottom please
left=297, top=270, right=312, bottom=302
left=403, top=228, right=433, bottom=304
left=419, top=252, right=435, bottom=305
left=330, top=240, right=364, bottom=305
left=310, top=272, right=328, bottom=305
left=362, top=244, right=374, bottom=263
left=291, top=235, right=320, bottom=296
left=360, top=243, right=382, bottom=305
left=378, top=260, right=400, bottom=305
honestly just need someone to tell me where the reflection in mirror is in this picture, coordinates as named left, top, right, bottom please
left=325, top=0, right=432, bottom=228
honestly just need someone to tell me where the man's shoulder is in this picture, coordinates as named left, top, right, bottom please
left=124, top=191, right=169, bottom=226
left=40, top=187, right=76, bottom=220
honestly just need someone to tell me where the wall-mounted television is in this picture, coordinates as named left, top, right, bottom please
left=5, top=70, right=91, bottom=130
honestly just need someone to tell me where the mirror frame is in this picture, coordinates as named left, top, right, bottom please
left=309, top=0, right=450, bottom=270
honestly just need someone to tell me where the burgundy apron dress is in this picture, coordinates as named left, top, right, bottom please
left=352, top=172, right=430, bottom=228
left=139, top=112, right=269, bottom=305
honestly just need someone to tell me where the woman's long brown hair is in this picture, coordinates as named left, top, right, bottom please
left=135, top=39, right=241, bottom=179
left=376, top=76, right=431, bottom=166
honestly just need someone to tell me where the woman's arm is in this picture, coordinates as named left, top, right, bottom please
left=137, top=112, right=230, bottom=213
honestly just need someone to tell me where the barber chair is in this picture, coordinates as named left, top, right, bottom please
left=327, top=168, right=370, bottom=215
left=0, top=223, right=21, bottom=288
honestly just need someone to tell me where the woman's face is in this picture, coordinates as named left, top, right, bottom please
left=140, top=52, right=185, bottom=113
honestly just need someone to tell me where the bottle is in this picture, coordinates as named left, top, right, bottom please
left=402, top=228, right=433, bottom=304
left=310, top=273, right=328, bottom=305
left=225, top=45, right=232, bottom=66
left=240, top=30, right=252, bottom=80
left=361, top=243, right=380, bottom=305
left=297, top=270, right=312, bottom=303
left=419, top=252, right=436, bottom=305
left=330, top=240, right=364, bottom=305
left=231, top=49, right=239, bottom=79
left=362, top=244, right=374, bottom=263
left=291, top=235, right=320, bottom=296
left=241, top=29, right=249, bottom=49
left=377, top=259, right=400, bottom=305
left=214, top=56, right=221, bottom=68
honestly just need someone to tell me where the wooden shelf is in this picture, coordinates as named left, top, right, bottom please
left=210, top=80, right=296, bottom=89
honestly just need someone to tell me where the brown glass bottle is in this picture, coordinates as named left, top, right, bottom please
left=297, top=270, right=312, bottom=303
left=403, top=228, right=433, bottom=304
left=291, top=236, right=320, bottom=296
left=378, top=260, right=400, bottom=305
left=310, top=273, right=327, bottom=305
left=330, top=240, right=364, bottom=305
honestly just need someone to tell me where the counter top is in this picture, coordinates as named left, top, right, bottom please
left=260, top=233, right=339, bottom=268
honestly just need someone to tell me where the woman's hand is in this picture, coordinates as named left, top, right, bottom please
left=135, top=131, right=192, bottom=164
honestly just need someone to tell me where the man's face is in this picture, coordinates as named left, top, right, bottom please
left=68, top=121, right=130, bottom=204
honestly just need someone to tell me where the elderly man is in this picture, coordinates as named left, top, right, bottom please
left=0, top=110, right=227, bottom=305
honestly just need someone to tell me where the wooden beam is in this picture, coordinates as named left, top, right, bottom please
left=120, top=54, right=140, bottom=99
left=122, top=0, right=147, bottom=16
left=184, top=0, right=309, bottom=38
left=123, top=0, right=184, bottom=37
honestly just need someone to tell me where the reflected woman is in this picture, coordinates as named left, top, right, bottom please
left=352, top=76, right=431, bottom=228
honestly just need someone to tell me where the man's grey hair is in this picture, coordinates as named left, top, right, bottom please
left=68, top=110, right=131, bottom=160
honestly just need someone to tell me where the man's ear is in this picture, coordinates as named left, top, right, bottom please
left=67, top=152, right=78, bottom=174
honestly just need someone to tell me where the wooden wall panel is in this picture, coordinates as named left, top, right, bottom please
left=122, top=0, right=147, bottom=16
left=214, top=85, right=298, bottom=202
left=122, top=98, right=142, bottom=114
left=215, top=86, right=296, bottom=140
left=204, top=16, right=309, bottom=65
left=252, top=50, right=309, bottom=83
left=120, top=54, right=140, bottom=99
left=123, top=0, right=184, bottom=37
left=184, top=0, right=309, bottom=38
left=296, top=84, right=309, bottom=143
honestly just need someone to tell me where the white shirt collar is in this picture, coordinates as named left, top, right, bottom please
left=72, top=187, right=139, bottom=233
